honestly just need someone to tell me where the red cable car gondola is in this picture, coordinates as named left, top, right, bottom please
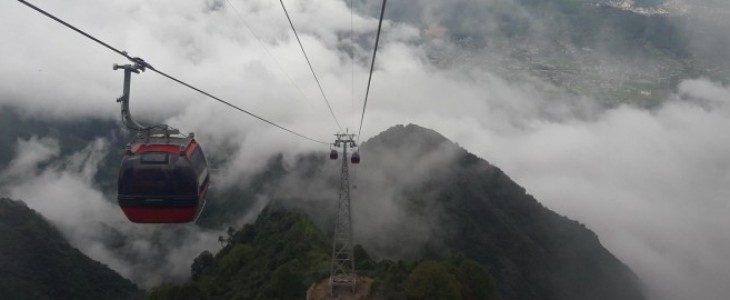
left=117, top=132, right=209, bottom=223
left=113, top=61, right=209, bottom=223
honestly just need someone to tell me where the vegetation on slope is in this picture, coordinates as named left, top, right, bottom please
left=148, top=206, right=331, bottom=300
left=362, top=254, right=501, bottom=300
left=0, top=108, right=126, bottom=193
left=148, top=205, right=501, bottom=300
left=0, top=106, right=646, bottom=300
left=360, top=124, right=645, bottom=300
left=151, top=123, right=644, bottom=300
left=0, top=198, right=141, bottom=300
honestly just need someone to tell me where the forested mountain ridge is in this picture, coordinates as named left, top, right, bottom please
left=0, top=105, right=644, bottom=299
left=0, top=108, right=126, bottom=193
left=149, top=124, right=644, bottom=300
left=149, top=207, right=332, bottom=300
left=148, top=206, right=501, bottom=300
left=0, top=197, right=141, bottom=300
left=353, top=124, right=645, bottom=300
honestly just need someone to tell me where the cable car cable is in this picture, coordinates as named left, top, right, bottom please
left=17, top=0, right=130, bottom=59
left=278, top=0, right=343, bottom=132
left=357, top=0, right=387, bottom=143
left=224, top=0, right=316, bottom=109
left=16, top=0, right=329, bottom=145
left=350, top=0, right=355, bottom=114
left=148, top=68, right=328, bottom=145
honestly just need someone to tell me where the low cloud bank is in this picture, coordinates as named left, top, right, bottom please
left=0, top=137, right=222, bottom=288
left=451, top=79, right=730, bottom=300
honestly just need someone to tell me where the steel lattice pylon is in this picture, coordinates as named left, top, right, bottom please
left=329, top=133, right=357, bottom=295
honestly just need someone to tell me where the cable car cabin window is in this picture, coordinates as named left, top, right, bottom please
left=120, top=168, right=197, bottom=196
left=190, top=148, right=208, bottom=177
left=141, top=152, right=169, bottom=164
left=118, top=154, right=197, bottom=196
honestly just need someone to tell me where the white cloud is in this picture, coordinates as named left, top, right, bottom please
left=456, top=81, right=730, bottom=300
left=0, top=137, right=224, bottom=288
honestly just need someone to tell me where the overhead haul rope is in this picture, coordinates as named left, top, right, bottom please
left=357, top=0, right=387, bottom=143
left=17, top=0, right=329, bottom=145
left=224, top=0, right=316, bottom=110
left=279, top=0, right=343, bottom=132
left=350, top=0, right=355, bottom=111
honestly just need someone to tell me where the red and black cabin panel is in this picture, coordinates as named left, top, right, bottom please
left=117, top=137, right=209, bottom=223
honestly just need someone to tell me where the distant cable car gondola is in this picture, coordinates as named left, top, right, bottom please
left=113, top=61, right=209, bottom=223
left=351, top=151, right=360, bottom=164
left=330, top=149, right=338, bottom=160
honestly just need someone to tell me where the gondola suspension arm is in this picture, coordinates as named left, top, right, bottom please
left=114, top=57, right=150, bottom=131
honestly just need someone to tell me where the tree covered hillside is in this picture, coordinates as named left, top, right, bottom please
left=147, top=124, right=643, bottom=300
left=0, top=107, right=645, bottom=299
left=361, top=125, right=644, bottom=300
left=148, top=206, right=500, bottom=300
left=0, top=198, right=141, bottom=300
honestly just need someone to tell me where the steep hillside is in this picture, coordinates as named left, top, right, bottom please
left=359, top=124, right=644, bottom=300
left=150, top=124, right=644, bottom=300
left=0, top=108, right=126, bottom=193
left=0, top=198, right=141, bottom=300
left=148, top=206, right=330, bottom=299
left=148, top=206, right=500, bottom=300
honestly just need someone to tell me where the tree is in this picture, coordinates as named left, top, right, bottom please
left=191, top=251, right=215, bottom=281
left=404, top=261, right=461, bottom=300
left=271, top=263, right=305, bottom=299
left=456, top=259, right=500, bottom=300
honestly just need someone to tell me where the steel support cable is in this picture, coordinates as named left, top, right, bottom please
left=357, top=0, right=387, bottom=143
left=17, top=0, right=130, bottom=59
left=350, top=0, right=355, bottom=115
left=224, top=0, right=315, bottom=109
left=147, top=68, right=328, bottom=144
left=16, top=0, right=328, bottom=145
left=278, top=0, right=343, bottom=132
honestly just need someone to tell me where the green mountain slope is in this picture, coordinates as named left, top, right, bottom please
left=149, top=124, right=643, bottom=300
left=360, top=124, right=643, bottom=300
left=149, top=207, right=330, bottom=300
left=148, top=206, right=500, bottom=300
left=0, top=113, right=644, bottom=299
left=0, top=108, right=126, bottom=193
left=0, top=198, right=141, bottom=300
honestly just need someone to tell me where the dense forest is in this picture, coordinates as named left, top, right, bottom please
left=146, top=124, right=643, bottom=300
left=0, top=103, right=647, bottom=299
left=0, top=198, right=141, bottom=300
left=148, top=206, right=501, bottom=300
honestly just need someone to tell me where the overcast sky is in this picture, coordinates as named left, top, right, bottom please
left=1, top=0, right=729, bottom=299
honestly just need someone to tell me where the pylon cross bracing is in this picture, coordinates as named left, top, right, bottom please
left=329, top=133, right=357, bottom=295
